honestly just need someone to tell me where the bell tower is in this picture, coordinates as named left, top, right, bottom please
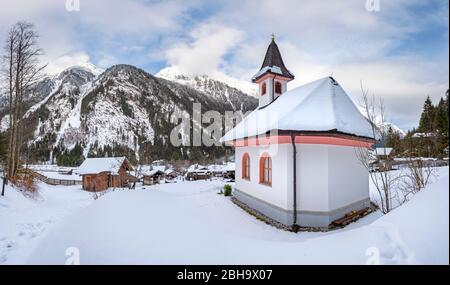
left=252, top=34, right=295, bottom=108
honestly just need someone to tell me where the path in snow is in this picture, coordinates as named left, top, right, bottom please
left=0, top=181, right=93, bottom=264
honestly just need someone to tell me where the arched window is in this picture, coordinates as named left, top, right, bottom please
left=275, top=81, right=282, bottom=94
left=242, top=153, right=250, bottom=179
left=259, top=153, right=272, bottom=186
left=261, top=82, right=267, bottom=95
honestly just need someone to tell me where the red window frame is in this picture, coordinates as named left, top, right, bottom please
left=242, top=153, right=250, bottom=179
left=259, top=153, right=272, bottom=186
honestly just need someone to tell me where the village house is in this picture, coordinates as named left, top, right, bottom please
left=374, top=147, right=394, bottom=159
left=222, top=162, right=235, bottom=179
left=164, top=169, right=178, bottom=180
left=370, top=147, right=395, bottom=172
left=142, top=169, right=165, bottom=185
left=77, top=157, right=133, bottom=192
left=221, top=37, right=375, bottom=229
left=185, top=164, right=209, bottom=181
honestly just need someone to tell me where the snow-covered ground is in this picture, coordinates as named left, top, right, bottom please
left=0, top=167, right=448, bottom=265
left=0, top=181, right=92, bottom=264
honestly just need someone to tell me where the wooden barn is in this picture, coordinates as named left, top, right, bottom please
left=77, top=157, right=133, bottom=192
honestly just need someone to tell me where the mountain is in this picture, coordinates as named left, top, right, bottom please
left=355, top=106, right=406, bottom=139
left=0, top=64, right=258, bottom=165
left=379, top=122, right=406, bottom=138
left=156, top=66, right=258, bottom=98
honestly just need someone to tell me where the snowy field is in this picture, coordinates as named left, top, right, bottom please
left=0, top=167, right=448, bottom=265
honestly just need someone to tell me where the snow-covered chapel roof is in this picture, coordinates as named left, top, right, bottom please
left=221, top=76, right=375, bottom=142
left=252, top=37, right=295, bottom=82
left=77, top=157, right=132, bottom=175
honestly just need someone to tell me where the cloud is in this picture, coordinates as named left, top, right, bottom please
left=0, top=0, right=199, bottom=74
left=73, top=0, right=194, bottom=38
left=45, top=52, right=95, bottom=74
left=97, top=53, right=119, bottom=69
left=164, top=23, right=244, bottom=75
left=223, top=36, right=447, bottom=130
left=194, top=0, right=448, bottom=130
left=0, top=0, right=447, bottom=130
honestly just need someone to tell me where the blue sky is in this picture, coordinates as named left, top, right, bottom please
left=0, top=0, right=448, bottom=130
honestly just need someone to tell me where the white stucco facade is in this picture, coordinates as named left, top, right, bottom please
left=234, top=142, right=370, bottom=228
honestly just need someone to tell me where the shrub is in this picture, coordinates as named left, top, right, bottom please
left=12, top=173, right=38, bottom=198
left=223, top=184, right=232, bottom=196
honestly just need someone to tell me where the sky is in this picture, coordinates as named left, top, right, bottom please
left=0, top=0, right=448, bottom=131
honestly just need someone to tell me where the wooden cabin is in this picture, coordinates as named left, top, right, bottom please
left=77, top=157, right=133, bottom=192
left=142, top=169, right=165, bottom=185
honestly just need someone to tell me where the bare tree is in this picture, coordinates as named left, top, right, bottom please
left=399, top=157, right=435, bottom=202
left=1, top=21, right=46, bottom=195
left=356, top=82, right=402, bottom=214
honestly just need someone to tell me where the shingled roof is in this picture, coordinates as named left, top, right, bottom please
left=252, top=38, right=295, bottom=82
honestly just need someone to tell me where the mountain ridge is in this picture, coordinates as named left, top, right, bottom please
left=0, top=64, right=258, bottom=165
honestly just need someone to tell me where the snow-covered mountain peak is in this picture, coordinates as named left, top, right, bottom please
left=156, top=66, right=258, bottom=97
left=57, top=66, right=97, bottom=86
left=156, top=65, right=188, bottom=79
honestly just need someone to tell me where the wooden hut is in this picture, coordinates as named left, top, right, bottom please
left=77, top=157, right=133, bottom=192
left=142, top=169, right=165, bottom=185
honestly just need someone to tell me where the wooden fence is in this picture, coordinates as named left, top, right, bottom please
left=18, top=168, right=82, bottom=186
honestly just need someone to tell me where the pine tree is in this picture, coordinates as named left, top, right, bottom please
left=418, top=96, right=435, bottom=133
left=435, top=98, right=449, bottom=135
left=385, top=126, right=403, bottom=154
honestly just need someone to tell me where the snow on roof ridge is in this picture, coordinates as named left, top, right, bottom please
left=329, top=77, right=339, bottom=129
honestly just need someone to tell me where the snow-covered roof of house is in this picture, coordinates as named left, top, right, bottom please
left=207, top=165, right=223, bottom=172
left=77, top=157, right=132, bottom=175
left=374, top=147, right=394, bottom=156
left=412, top=132, right=434, bottom=138
left=152, top=165, right=166, bottom=172
left=221, top=77, right=375, bottom=143
left=164, top=169, right=176, bottom=175
left=136, top=165, right=166, bottom=177
left=223, top=162, right=235, bottom=172
left=187, top=164, right=208, bottom=173
left=142, top=169, right=165, bottom=177
left=252, top=38, right=294, bottom=82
